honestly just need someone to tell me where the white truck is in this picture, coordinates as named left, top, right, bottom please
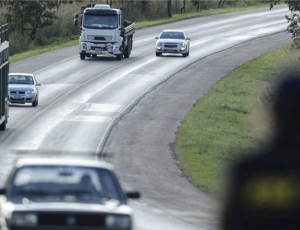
left=0, top=23, right=9, bottom=131
left=74, top=4, right=135, bottom=60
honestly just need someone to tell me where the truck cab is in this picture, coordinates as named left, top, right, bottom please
left=76, top=4, right=135, bottom=60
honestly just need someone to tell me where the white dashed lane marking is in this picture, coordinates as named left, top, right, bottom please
left=83, top=103, right=123, bottom=112
left=65, top=115, right=112, bottom=123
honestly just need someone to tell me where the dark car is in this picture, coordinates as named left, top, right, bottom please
left=0, top=158, right=140, bottom=230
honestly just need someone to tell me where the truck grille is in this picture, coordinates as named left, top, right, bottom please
left=94, top=36, right=106, bottom=41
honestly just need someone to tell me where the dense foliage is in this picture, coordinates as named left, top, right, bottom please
left=6, top=1, right=58, bottom=43
left=270, top=0, right=300, bottom=48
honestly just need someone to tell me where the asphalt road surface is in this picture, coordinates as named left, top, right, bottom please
left=0, top=5, right=292, bottom=230
left=105, top=32, right=292, bottom=230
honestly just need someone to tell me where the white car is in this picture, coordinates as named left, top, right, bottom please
left=155, top=30, right=190, bottom=57
left=8, top=73, right=41, bottom=107
left=0, top=158, right=140, bottom=230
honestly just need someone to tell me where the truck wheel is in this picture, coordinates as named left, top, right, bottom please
left=124, top=46, right=130, bottom=58
left=124, top=38, right=132, bottom=58
left=80, top=53, right=86, bottom=60
left=116, top=54, right=122, bottom=60
left=0, top=118, right=6, bottom=131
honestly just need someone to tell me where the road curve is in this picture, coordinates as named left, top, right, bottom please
left=104, top=32, right=291, bottom=230
left=0, top=5, right=292, bottom=230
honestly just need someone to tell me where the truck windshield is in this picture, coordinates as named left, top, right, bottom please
left=83, top=14, right=118, bottom=29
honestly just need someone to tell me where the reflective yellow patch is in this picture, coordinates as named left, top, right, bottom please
left=242, top=173, right=300, bottom=210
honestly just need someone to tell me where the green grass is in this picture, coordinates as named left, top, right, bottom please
left=10, top=37, right=79, bottom=63
left=135, top=3, right=269, bottom=28
left=10, top=3, right=270, bottom=63
left=174, top=44, right=292, bottom=198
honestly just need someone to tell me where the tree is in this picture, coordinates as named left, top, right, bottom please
left=167, top=0, right=172, bottom=17
left=191, top=0, right=212, bottom=12
left=180, top=0, right=186, bottom=14
left=270, top=1, right=300, bottom=49
left=5, top=0, right=58, bottom=44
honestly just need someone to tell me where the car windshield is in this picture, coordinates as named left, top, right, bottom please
left=160, top=32, right=185, bottom=39
left=83, top=14, right=118, bottom=29
left=9, top=75, right=34, bottom=85
left=7, top=166, right=123, bottom=204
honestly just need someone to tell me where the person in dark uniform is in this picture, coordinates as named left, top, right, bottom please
left=221, top=71, right=300, bottom=230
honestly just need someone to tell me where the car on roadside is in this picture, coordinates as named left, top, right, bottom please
left=8, top=73, right=41, bottom=107
left=0, top=158, right=140, bottom=230
left=155, top=29, right=190, bottom=57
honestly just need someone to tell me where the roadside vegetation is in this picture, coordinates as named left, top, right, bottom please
left=174, top=44, right=299, bottom=198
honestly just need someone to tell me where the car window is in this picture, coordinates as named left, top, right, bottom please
left=8, top=166, right=123, bottom=203
left=160, top=32, right=185, bottom=39
left=9, top=75, right=34, bottom=85
left=178, top=33, right=185, bottom=39
left=160, top=32, right=171, bottom=39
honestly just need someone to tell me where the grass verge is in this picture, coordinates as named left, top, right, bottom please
left=9, top=3, right=270, bottom=63
left=174, top=44, right=292, bottom=198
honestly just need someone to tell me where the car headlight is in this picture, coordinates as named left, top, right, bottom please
left=11, top=213, right=38, bottom=226
left=181, top=42, right=186, bottom=47
left=157, top=42, right=162, bottom=46
left=82, top=43, right=87, bottom=50
left=87, top=35, right=94, bottom=40
left=106, top=215, right=131, bottom=229
left=27, top=89, right=36, bottom=94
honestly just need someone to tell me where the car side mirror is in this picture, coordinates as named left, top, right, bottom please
left=186, top=37, right=190, bottom=40
left=125, top=191, right=140, bottom=199
left=36, top=83, right=41, bottom=87
left=155, top=36, right=159, bottom=39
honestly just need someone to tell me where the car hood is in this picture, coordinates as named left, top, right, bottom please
left=3, top=200, right=132, bottom=216
left=8, top=84, right=35, bottom=91
left=157, top=39, right=185, bottom=43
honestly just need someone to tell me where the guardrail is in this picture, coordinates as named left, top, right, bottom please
left=0, top=24, right=9, bottom=44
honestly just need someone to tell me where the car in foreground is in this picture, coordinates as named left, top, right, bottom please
left=8, top=73, right=41, bottom=107
left=0, top=158, right=140, bottom=230
left=155, top=30, right=190, bottom=57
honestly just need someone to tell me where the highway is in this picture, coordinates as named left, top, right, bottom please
left=0, top=5, right=292, bottom=229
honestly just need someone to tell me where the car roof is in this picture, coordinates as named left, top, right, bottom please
left=162, top=29, right=185, bottom=33
left=14, top=158, right=114, bottom=170
left=8, top=73, right=34, bottom=76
